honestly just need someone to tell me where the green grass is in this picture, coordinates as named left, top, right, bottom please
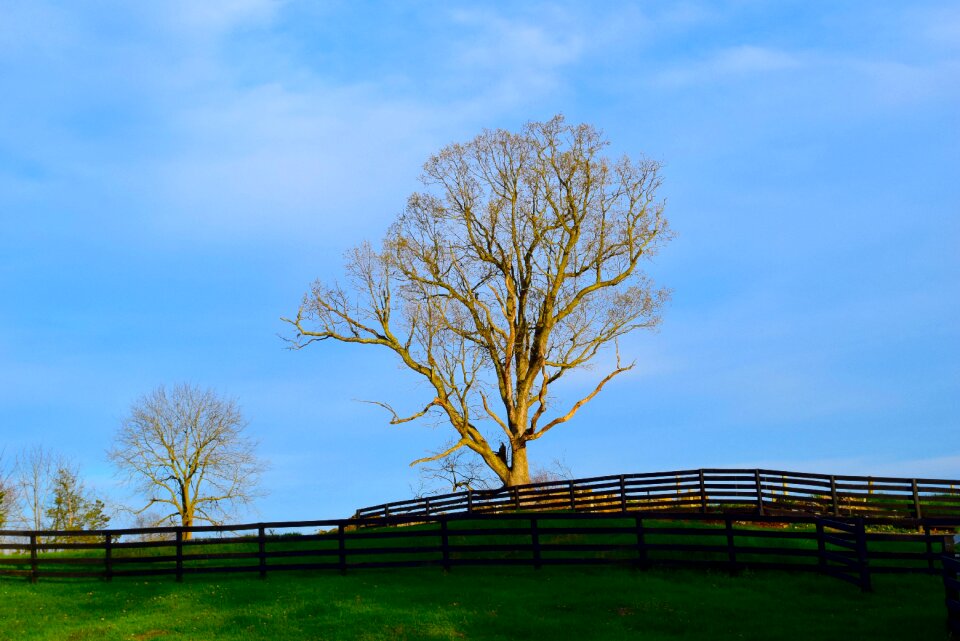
left=0, top=566, right=946, bottom=641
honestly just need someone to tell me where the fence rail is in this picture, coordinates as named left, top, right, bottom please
left=2, top=512, right=957, bottom=590
left=353, top=468, right=960, bottom=520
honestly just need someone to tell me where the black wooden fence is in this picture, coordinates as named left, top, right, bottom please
left=354, top=468, right=960, bottom=520
left=945, top=553, right=960, bottom=638
left=2, top=512, right=957, bottom=591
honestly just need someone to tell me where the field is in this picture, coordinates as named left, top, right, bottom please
left=2, top=495, right=955, bottom=640
left=0, top=566, right=946, bottom=641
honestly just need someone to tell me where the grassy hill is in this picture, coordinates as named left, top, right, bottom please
left=1, top=512, right=951, bottom=639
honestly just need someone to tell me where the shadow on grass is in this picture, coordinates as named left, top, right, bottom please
left=0, top=565, right=947, bottom=641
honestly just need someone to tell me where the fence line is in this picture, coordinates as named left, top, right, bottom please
left=2, top=512, right=957, bottom=590
left=353, top=468, right=960, bottom=520
left=945, top=554, right=960, bottom=638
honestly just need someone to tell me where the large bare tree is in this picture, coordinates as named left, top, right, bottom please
left=285, top=116, right=671, bottom=486
left=109, top=384, right=264, bottom=538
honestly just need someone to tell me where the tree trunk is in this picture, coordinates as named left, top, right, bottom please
left=507, top=443, right=530, bottom=486
left=182, top=500, right=194, bottom=541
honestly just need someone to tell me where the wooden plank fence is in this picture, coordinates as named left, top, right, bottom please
left=817, top=517, right=871, bottom=591
left=945, top=553, right=960, bottom=638
left=1, top=512, right=956, bottom=591
left=354, top=468, right=960, bottom=520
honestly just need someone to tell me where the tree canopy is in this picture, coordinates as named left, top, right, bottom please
left=286, top=116, right=671, bottom=485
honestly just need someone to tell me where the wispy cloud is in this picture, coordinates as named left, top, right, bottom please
left=850, top=58, right=960, bottom=106
left=911, top=4, right=960, bottom=51
left=0, top=2, right=608, bottom=244
left=649, top=39, right=959, bottom=127
left=445, top=6, right=587, bottom=109
left=149, top=82, right=448, bottom=241
left=155, top=0, right=283, bottom=34
left=655, top=45, right=802, bottom=87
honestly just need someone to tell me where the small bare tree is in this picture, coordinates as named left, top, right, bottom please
left=529, top=458, right=574, bottom=485
left=129, top=510, right=173, bottom=543
left=109, top=384, right=264, bottom=539
left=13, top=445, right=60, bottom=531
left=0, top=481, right=9, bottom=529
left=45, top=464, right=110, bottom=543
left=285, top=116, right=671, bottom=485
left=417, top=445, right=497, bottom=494
left=0, top=452, right=15, bottom=529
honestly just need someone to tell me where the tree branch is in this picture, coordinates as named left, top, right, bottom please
left=357, top=399, right=440, bottom=425
left=529, top=353, right=635, bottom=440
left=409, top=439, right=470, bottom=466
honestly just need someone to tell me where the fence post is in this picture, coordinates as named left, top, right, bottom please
left=175, top=529, right=183, bottom=583
left=531, top=516, right=541, bottom=569
left=424, top=497, right=431, bottom=517
left=105, top=533, right=113, bottom=582
left=725, top=516, right=737, bottom=574
left=512, top=487, right=521, bottom=511
left=467, top=490, right=474, bottom=513
left=258, top=526, right=267, bottom=579
left=815, top=519, right=826, bottom=573
left=855, top=517, right=871, bottom=592
left=568, top=481, right=576, bottom=511
left=619, top=475, right=627, bottom=512
left=754, top=469, right=764, bottom=515
left=338, top=524, right=347, bottom=575
left=830, top=476, right=839, bottom=515
left=440, top=518, right=450, bottom=571
left=29, top=534, right=38, bottom=584
left=912, top=480, right=922, bottom=519
left=699, top=470, right=707, bottom=513
left=634, top=515, right=648, bottom=568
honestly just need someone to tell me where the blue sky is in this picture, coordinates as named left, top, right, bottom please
left=0, top=1, right=957, bottom=524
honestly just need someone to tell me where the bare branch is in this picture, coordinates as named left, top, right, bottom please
left=409, top=439, right=470, bottom=466
left=530, top=349, right=635, bottom=440
left=357, top=399, right=441, bottom=425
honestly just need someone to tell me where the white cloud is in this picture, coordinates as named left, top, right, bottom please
left=713, top=45, right=801, bottom=74
left=140, top=0, right=284, bottom=38
left=445, top=6, right=587, bottom=108
left=0, top=2, right=609, bottom=244
left=851, top=58, right=960, bottom=106
left=451, top=8, right=584, bottom=69
left=136, top=3, right=622, bottom=241
left=914, top=5, right=960, bottom=51
left=655, top=45, right=802, bottom=87
left=150, top=81, right=450, bottom=241
left=650, top=37, right=959, bottom=120
left=655, top=2, right=720, bottom=28
left=0, top=2, right=76, bottom=54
